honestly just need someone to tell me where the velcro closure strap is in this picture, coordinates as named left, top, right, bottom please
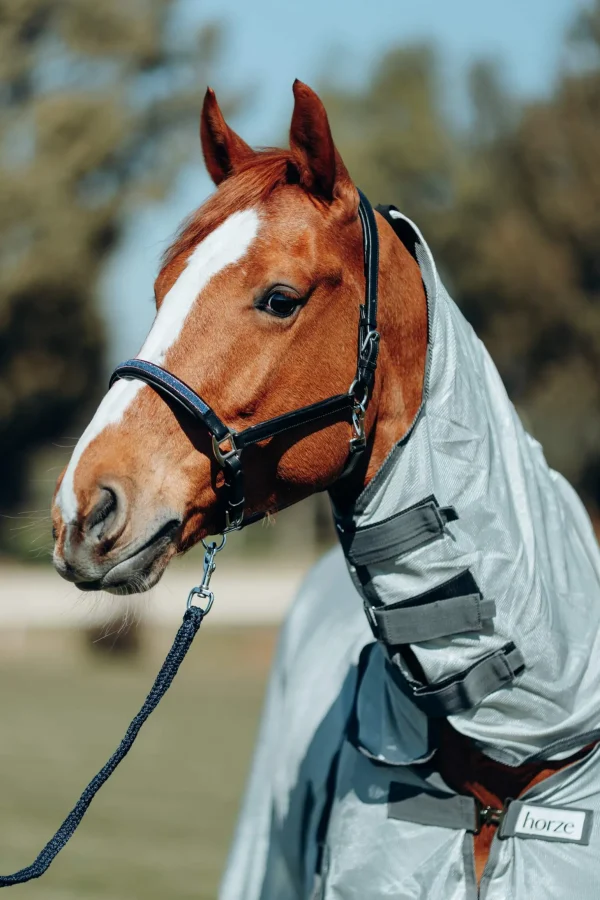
left=366, top=570, right=493, bottom=645
left=372, top=593, right=496, bottom=645
left=397, top=642, right=525, bottom=717
left=338, top=496, right=458, bottom=566
left=388, top=783, right=477, bottom=832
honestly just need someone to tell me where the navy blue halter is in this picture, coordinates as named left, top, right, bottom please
left=110, top=190, right=381, bottom=531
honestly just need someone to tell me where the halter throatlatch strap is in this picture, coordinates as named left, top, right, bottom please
left=110, top=189, right=381, bottom=531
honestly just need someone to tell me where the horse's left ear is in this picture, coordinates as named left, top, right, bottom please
left=289, top=80, right=355, bottom=209
left=200, top=87, right=256, bottom=185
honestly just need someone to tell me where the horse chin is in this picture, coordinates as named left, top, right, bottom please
left=101, top=570, right=165, bottom=596
left=73, top=533, right=178, bottom=596
left=101, top=554, right=173, bottom=595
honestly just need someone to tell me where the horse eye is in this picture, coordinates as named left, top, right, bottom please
left=262, top=291, right=301, bottom=319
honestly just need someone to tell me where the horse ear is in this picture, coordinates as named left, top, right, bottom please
left=289, top=80, right=354, bottom=207
left=200, top=88, right=255, bottom=185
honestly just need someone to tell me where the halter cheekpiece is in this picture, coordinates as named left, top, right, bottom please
left=109, top=190, right=381, bottom=532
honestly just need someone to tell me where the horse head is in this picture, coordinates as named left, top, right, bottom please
left=51, top=81, right=427, bottom=594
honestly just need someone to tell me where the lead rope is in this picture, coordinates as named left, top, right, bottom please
left=0, top=536, right=226, bottom=888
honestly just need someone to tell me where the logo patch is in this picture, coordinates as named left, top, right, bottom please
left=501, top=801, right=593, bottom=845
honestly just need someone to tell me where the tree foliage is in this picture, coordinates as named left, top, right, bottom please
left=0, top=0, right=229, bottom=512
left=323, top=3, right=600, bottom=512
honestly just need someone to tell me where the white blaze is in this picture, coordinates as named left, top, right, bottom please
left=58, top=207, right=260, bottom=523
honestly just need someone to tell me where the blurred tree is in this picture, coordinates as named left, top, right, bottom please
left=0, top=0, right=233, bottom=521
left=441, top=2, right=600, bottom=511
left=321, top=46, right=455, bottom=221
left=322, top=5, right=600, bottom=514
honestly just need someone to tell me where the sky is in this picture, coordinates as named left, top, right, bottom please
left=102, top=0, right=589, bottom=365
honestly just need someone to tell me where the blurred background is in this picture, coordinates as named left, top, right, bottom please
left=0, top=0, right=599, bottom=896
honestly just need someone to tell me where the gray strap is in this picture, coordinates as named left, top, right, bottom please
left=388, top=784, right=477, bottom=832
left=397, top=643, right=525, bottom=717
left=338, top=498, right=458, bottom=566
left=372, top=594, right=496, bottom=644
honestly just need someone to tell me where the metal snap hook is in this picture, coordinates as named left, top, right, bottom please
left=187, top=534, right=227, bottom=614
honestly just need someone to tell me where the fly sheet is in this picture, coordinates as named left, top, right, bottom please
left=219, top=211, right=600, bottom=899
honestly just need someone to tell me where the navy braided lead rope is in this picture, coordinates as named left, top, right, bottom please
left=0, top=534, right=226, bottom=888
left=0, top=606, right=203, bottom=887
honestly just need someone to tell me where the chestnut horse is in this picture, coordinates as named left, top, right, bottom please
left=52, top=81, right=426, bottom=592
left=51, top=83, right=600, bottom=898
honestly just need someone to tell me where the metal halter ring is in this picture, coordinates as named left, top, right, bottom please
left=201, top=535, right=227, bottom=552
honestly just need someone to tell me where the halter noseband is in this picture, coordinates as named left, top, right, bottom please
left=109, top=189, right=380, bottom=532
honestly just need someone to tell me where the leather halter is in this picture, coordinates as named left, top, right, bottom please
left=110, top=189, right=381, bottom=532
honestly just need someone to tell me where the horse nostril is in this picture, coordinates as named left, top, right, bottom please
left=85, top=487, right=120, bottom=541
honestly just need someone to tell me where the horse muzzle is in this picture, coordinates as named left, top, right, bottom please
left=53, top=483, right=181, bottom=594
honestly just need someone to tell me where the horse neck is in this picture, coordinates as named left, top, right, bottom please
left=364, top=216, right=428, bottom=485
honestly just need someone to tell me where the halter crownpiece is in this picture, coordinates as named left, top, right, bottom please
left=109, top=189, right=380, bottom=532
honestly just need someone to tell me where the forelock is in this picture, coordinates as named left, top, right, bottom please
left=162, top=149, right=297, bottom=269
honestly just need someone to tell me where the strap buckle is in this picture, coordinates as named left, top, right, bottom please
left=348, top=379, right=368, bottom=454
left=359, top=328, right=380, bottom=370
left=475, top=799, right=511, bottom=834
left=350, top=403, right=366, bottom=454
left=212, top=433, right=239, bottom=465
left=357, top=323, right=380, bottom=390
left=223, top=499, right=245, bottom=533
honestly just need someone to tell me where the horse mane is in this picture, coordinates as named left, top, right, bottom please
left=163, top=149, right=297, bottom=266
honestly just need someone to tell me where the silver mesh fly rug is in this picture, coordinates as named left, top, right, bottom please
left=220, top=213, right=600, bottom=900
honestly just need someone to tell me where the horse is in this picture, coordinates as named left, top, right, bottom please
left=51, top=81, right=600, bottom=899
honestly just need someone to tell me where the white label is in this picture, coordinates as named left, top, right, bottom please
left=512, top=803, right=588, bottom=843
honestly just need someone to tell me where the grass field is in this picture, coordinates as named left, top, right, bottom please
left=0, top=626, right=276, bottom=899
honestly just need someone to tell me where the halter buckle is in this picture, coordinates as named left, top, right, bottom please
left=223, top=505, right=245, bottom=533
left=358, top=328, right=380, bottom=375
left=349, top=406, right=366, bottom=453
left=212, top=433, right=239, bottom=465
left=360, top=328, right=380, bottom=357
left=348, top=380, right=368, bottom=454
